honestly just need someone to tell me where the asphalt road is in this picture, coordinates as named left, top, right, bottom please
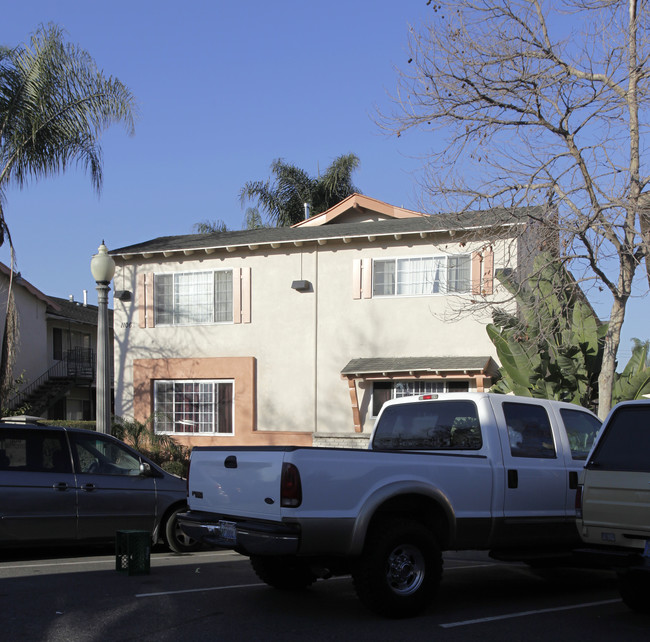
left=1, top=547, right=648, bottom=641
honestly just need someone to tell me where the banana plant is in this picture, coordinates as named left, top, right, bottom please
left=486, top=252, right=649, bottom=410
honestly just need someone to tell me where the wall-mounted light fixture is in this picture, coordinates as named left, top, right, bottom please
left=114, top=290, right=132, bottom=302
left=291, top=280, right=312, bottom=292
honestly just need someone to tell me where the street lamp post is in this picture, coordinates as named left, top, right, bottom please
left=90, top=241, right=115, bottom=434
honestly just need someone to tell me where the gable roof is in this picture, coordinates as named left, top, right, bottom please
left=0, top=262, right=60, bottom=311
left=111, top=203, right=535, bottom=260
left=293, top=193, right=427, bottom=227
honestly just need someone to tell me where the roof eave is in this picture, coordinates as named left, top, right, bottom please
left=111, top=221, right=521, bottom=261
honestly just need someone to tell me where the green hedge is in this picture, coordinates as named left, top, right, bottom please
left=42, top=420, right=98, bottom=430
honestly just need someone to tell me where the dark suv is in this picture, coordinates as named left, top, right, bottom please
left=0, top=417, right=196, bottom=553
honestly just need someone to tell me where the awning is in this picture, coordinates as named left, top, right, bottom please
left=341, top=356, right=499, bottom=379
left=340, top=356, right=499, bottom=433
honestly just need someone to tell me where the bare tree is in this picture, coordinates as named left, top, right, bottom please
left=383, top=0, right=650, bottom=417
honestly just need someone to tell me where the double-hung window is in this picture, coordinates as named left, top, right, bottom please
left=372, top=255, right=471, bottom=297
left=154, top=380, right=234, bottom=434
left=154, top=270, right=233, bottom=325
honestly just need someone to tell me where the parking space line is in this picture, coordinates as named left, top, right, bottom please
left=439, top=599, right=621, bottom=628
left=136, top=576, right=350, bottom=599
left=0, top=550, right=236, bottom=571
left=136, top=582, right=267, bottom=597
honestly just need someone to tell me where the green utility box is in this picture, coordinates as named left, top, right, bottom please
left=115, top=530, right=151, bottom=575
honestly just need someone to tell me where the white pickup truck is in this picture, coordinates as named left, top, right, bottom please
left=179, top=392, right=601, bottom=617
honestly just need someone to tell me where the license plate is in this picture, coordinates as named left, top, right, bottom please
left=644, top=540, right=650, bottom=558
left=218, top=520, right=237, bottom=545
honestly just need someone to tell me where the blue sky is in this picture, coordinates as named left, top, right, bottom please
left=1, top=0, right=648, bottom=360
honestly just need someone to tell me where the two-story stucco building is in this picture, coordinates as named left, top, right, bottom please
left=110, top=194, right=538, bottom=448
left=0, top=263, right=113, bottom=420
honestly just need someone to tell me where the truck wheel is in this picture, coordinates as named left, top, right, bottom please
left=619, top=570, right=650, bottom=614
left=352, top=518, right=442, bottom=618
left=250, top=555, right=317, bottom=590
left=165, top=507, right=200, bottom=553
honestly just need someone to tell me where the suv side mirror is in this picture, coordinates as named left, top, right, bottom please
left=139, top=462, right=153, bottom=477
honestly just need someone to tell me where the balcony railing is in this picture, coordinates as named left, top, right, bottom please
left=6, top=347, right=96, bottom=411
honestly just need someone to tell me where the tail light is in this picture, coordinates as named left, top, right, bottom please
left=575, top=484, right=583, bottom=518
left=281, top=462, right=302, bottom=508
left=186, top=456, right=191, bottom=498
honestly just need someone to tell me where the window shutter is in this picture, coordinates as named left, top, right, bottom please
left=362, top=258, right=372, bottom=299
left=146, top=272, right=155, bottom=327
left=470, top=249, right=494, bottom=296
left=471, top=252, right=482, bottom=295
left=137, top=274, right=147, bottom=328
left=137, top=273, right=155, bottom=328
left=233, top=267, right=252, bottom=324
left=241, top=266, right=251, bottom=323
left=353, top=259, right=372, bottom=299
left=482, top=248, right=494, bottom=295
left=352, top=259, right=362, bottom=299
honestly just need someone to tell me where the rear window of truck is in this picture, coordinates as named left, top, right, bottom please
left=588, top=405, right=650, bottom=472
left=559, top=408, right=601, bottom=460
left=372, top=400, right=481, bottom=451
left=503, top=402, right=557, bottom=459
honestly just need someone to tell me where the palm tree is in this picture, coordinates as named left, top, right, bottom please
left=240, top=153, right=361, bottom=227
left=0, top=24, right=136, bottom=248
left=0, top=24, right=136, bottom=400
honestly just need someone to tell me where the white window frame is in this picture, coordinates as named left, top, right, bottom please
left=372, top=380, right=470, bottom=417
left=372, top=254, right=471, bottom=297
left=154, top=269, right=233, bottom=326
left=153, top=379, right=235, bottom=435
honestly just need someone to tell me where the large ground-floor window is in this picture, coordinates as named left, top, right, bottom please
left=154, top=380, right=234, bottom=434
left=372, top=380, right=470, bottom=417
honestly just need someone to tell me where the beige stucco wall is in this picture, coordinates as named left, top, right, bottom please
left=113, top=232, right=506, bottom=443
left=0, top=273, right=49, bottom=390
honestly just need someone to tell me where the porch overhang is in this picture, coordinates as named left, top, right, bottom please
left=340, top=356, right=499, bottom=433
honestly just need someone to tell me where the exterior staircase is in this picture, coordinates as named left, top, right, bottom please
left=7, top=348, right=95, bottom=417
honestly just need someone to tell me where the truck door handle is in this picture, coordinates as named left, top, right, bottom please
left=507, top=469, right=518, bottom=489
left=569, top=471, right=578, bottom=489
left=224, top=455, right=238, bottom=469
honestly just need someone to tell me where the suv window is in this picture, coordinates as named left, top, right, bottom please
left=373, top=400, right=482, bottom=450
left=588, top=405, right=650, bottom=472
left=503, top=402, right=556, bottom=459
left=0, top=428, right=71, bottom=473
left=560, top=408, right=601, bottom=460
left=70, top=433, right=142, bottom=475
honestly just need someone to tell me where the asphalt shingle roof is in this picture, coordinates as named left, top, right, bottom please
left=111, top=206, right=536, bottom=257
left=341, top=356, right=499, bottom=376
left=47, top=296, right=113, bottom=327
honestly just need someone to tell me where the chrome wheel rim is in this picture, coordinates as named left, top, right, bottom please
left=386, top=544, right=425, bottom=595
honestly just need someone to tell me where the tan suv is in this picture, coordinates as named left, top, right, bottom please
left=577, top=400, right=650, bottom=613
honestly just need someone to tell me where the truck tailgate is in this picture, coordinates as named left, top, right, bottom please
left=188, top=447, right=287, bottom=520
left=582, top=468, right=650, bottom=533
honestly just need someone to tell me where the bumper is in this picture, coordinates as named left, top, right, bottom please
left=573, top=545, right=650, bottom=571
left=178, top=511, right=300, bottom=556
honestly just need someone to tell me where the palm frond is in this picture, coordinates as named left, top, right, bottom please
left=0, top=23, right=137, bottom=245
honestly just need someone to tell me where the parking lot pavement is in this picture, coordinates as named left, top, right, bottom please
left=2, top=548, right=649, bottom=641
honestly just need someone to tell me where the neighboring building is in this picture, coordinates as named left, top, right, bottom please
left=0, top=263, right=113, bottom=420
left=110, top=194, right=539, bottom=448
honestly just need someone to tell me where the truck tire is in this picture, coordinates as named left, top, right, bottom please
left=619, top=570, right=650, bottom=614
left=165, top=507, right=201, bottom=553
left=352, top=518, right=442, bottom=618
left=250, top=555, right=317, bottom=590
